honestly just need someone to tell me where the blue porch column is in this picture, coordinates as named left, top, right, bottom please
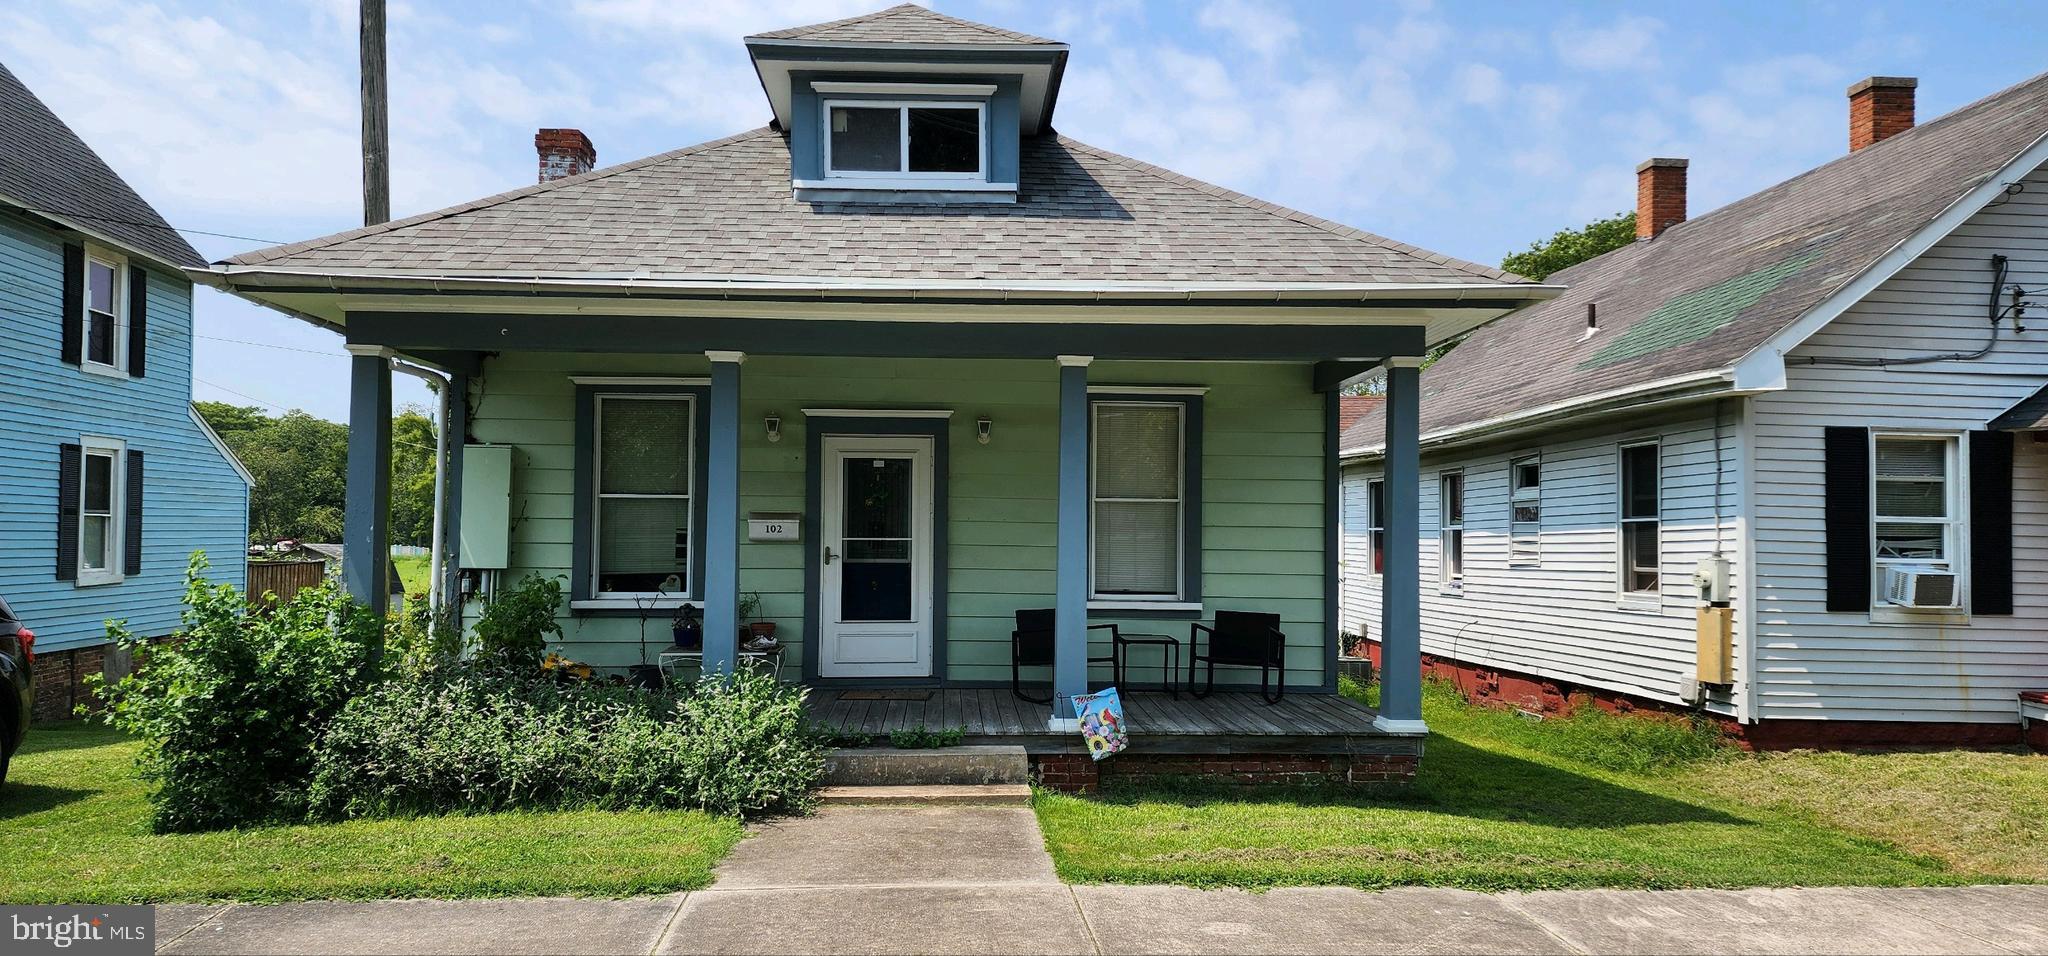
left=342, top=346, right=394, bottom=628
left=439, top=372, right=468, bottom=622
left=1052, top=355, right=1092, bottom=726
left=701, top=351, right=744, bottom=676
left=1376, top=357, right=1427, bottom=733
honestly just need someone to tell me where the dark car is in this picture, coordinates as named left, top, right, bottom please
left=0, top=595, right=32, bottom=784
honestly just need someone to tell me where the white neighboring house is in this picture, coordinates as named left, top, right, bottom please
left=1341, top=73, right=2048, bottom=748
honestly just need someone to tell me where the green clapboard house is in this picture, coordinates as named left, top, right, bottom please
left=204, top=4, right=1556, bottom=784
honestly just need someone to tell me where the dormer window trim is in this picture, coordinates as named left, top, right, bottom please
left=813, top=81, right=997, bottom=98
left=821, top=98, right=989, bottom=183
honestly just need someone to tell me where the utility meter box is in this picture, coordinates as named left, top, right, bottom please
left=459, top=444, right=512, bottom=569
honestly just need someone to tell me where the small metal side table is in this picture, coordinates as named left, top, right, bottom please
left=658, top=645, right=785, bottom=684
left=1116, top=633, right=1181, bottom=698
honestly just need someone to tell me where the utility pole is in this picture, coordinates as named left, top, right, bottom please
left=360, top=0, right=390, bottom=226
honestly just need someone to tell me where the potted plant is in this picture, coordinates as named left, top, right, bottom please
left=740, top=591, right=777, bottom=642
left=671, top=603, right=703, bottom=650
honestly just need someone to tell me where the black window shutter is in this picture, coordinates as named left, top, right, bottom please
left=128, top=266, right=148, bottom=377
left=1969, top=430, right=2013, bottom=615
left=61, top=242, right=84, bottom=365
left=124, top=449, right=145, bottom=576
left=1822, top=426, right=1871, bottom=611
left=56, top=443, right=81, bottom=581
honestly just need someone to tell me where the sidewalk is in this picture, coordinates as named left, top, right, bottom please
left=156, top=807, right=2048, bottom=955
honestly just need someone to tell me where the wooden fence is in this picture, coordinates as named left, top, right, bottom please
left=247, top=560, right=329, bottom=606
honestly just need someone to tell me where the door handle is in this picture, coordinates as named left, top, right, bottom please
left=824, top=546, right=838, bottom=566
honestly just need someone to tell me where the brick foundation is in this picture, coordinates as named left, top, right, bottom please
left=1362, top=639, right=2029, bottom=751
left=26, top=643, right=124, bottom=722
left=1030, top=750, right=1421, bottom=793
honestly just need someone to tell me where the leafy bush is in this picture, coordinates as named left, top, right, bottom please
left=888, top=725, right=966, bottom=749
left=471, top=573, right=563, bottom=668
left=308, top=669, right=823, bottom=819
left=93, top=555, right=380, bottom=832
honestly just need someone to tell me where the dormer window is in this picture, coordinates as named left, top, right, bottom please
left=825, top=100, right=985, bottom=179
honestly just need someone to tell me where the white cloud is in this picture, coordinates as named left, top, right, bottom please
left=1454, top=63, right=1503, bottom=106
left=567, top=0, right=888, bottom=38
left=1553, top=14, right=1663, bottom=71
left=1196, top=0, right=1300, bottom=59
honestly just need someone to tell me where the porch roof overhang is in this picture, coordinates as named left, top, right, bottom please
left=192, top=265, right=1563, bottom=366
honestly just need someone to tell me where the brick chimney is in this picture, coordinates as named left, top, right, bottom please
left=535, top=128, right=595, bottom=182
left=1635, top=158, right=1688, bottom=240
left=1848, top=77, right=1916, bottom=152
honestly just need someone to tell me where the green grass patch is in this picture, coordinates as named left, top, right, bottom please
left=1035, top=679, right=2018, bottom=892
left=392, top=555, right=432, bottom=596
left=0, top=722, right=745, bottom=903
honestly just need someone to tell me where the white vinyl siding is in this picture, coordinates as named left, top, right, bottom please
left=1090, top=400, right=1184, bottom=599
left=1748, top=159, right=2048, bottom=724
left=1340, top=404, right=1744, bottom=716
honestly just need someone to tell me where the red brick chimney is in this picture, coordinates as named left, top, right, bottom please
left=1635, top=158, right=1688, bottom=240
left=535, top=128, right=595, bottom=183
left=1848, top=77, right=1916, bottom=152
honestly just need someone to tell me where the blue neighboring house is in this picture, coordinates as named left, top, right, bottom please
left=0, top=63, right=252, bottom=720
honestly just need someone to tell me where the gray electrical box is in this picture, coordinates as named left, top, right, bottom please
left=459, top=444, right=512, bottom=569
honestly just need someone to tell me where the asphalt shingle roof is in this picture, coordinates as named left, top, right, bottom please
left=1345, top=70, right=2048, bottom=454
left=225, top=129, right=1523, bottom=287
left=745, top=4, right=1060, bottom=46
left=1992, top=383, right=2048, bottom=430
left=0, top=62, right=203, bottom=269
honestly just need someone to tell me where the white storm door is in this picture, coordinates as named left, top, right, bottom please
left=819, top=436, right=934, bottom=677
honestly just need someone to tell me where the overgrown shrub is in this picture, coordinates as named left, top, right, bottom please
left=307, top=668, right=823, bottom=819
left=471, top=573, right=563, bottom=668
left=93, top=555, right=380, bottom=832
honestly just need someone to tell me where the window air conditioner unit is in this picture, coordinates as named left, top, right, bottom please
left=1883, top=566, right=1959, bottom=609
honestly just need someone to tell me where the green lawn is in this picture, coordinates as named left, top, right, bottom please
left=1036, top=680, right=2046, bottom=891
left=392, top=554, right=432, bottom=596
left=0, top=722, right=744, bottom=903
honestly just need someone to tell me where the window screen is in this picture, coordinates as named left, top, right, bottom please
left=594, top=396, right=692, bottom=595
left=1092, top=402, right=1183, bottom=597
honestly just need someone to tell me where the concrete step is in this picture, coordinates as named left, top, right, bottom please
left=823, top=745, right=1031, bottom=786
left=817, top=784, right=1033, bottom=806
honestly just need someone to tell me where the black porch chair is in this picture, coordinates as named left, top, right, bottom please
left=1011, top=608, right=1120, bottom=704
left=1188, top=610, right=1287, bottom=704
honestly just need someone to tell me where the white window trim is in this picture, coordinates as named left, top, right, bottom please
left=1365, top=477, right=1386, bottom=579
left=1438, top=470, right=1464, bottom=593
left=81, top=246, right=129, bottom=379
left=1617, top=440, right=1661, bottom=607
left=77, top=435, right=125, bottom=587
left=1509, top=454, right=1542, bottom=567
left=1088, top=399, right=1186, bottom=603
left=822, top=99, right=988, bottom=181
left=1868, top=430, right=1969, bottom=624
left=590, top=393, right=696, bottom=602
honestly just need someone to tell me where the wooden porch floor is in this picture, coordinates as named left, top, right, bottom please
left=804, top=687, right=1398, bottom=754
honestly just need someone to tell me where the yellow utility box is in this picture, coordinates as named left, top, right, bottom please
left=1695, top=606, right=1733, bottom=685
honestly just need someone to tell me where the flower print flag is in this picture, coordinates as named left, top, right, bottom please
left=1073, top=688, right=1128, bottom=760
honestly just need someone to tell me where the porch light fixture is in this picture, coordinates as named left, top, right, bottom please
left=977, top=416, right=993, bottom=445
left=764, top=413, right=782, bottom=443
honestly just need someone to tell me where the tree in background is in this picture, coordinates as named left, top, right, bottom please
left=198, top=402, right=436, bottom=547
left=1500, top=210, right=1637, bottom=281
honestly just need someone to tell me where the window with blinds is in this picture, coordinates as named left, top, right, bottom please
left=1619, top=442, right=1661, bottom=595
left=1091, top=401, right=1184, bottom=598
left=593, top=395, right=694, bottom=597
left=1873, top=435, right=1954, bottom=566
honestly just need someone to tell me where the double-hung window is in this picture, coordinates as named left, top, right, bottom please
left=1091, top=400, right=1189, bottom=602
left=592, top=394, right=695, bottom=599
left=825, top=100, right=985, bottom=179
left=1619, top=442, right=1661, bottom=596
left=1509, top=456, right=1541, bottom=565
left=1872, top=435, right=1957, bottom=571
left=1366, top=478, right=1386, bottom=575
left=1438, top=471, right=1464, bottom=588
left=84, top=252, right=124, bottom=372
left=77, top=437, right=124, bottom=585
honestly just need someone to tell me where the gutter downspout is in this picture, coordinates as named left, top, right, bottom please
left=392, top=359, right=450, bottom=634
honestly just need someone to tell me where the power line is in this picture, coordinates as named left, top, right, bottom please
left=197, top=333, right=345, bottom=357
left=8, top=200, right=285, bottom=245
left=197, top=377, right=444, bottom=451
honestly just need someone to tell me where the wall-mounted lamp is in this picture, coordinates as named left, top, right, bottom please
left=764, top=413, right=782, bottom=443
left=976, top=416, right=993, bottom=445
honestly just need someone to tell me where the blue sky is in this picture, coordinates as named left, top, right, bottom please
left=3, top=0, right=2042, bottom=421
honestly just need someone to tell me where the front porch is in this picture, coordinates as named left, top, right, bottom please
left=805, top=687, right=1423, bottom=791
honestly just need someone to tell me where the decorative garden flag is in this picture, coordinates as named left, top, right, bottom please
left=1073, top=688, right=1128, bottom=760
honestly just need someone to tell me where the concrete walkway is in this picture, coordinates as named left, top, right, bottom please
left=156, top=807, right=2048, bottom=955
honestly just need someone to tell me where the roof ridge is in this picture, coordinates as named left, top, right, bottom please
left=745, top=3, right=1057, bottom=45
left=226, top=127, right=779, bottom=266
left=1052, top=134, right=1529, bottom=284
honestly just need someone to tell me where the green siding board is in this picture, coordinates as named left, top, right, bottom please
left=468, top=354, right=1329, bottom=689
